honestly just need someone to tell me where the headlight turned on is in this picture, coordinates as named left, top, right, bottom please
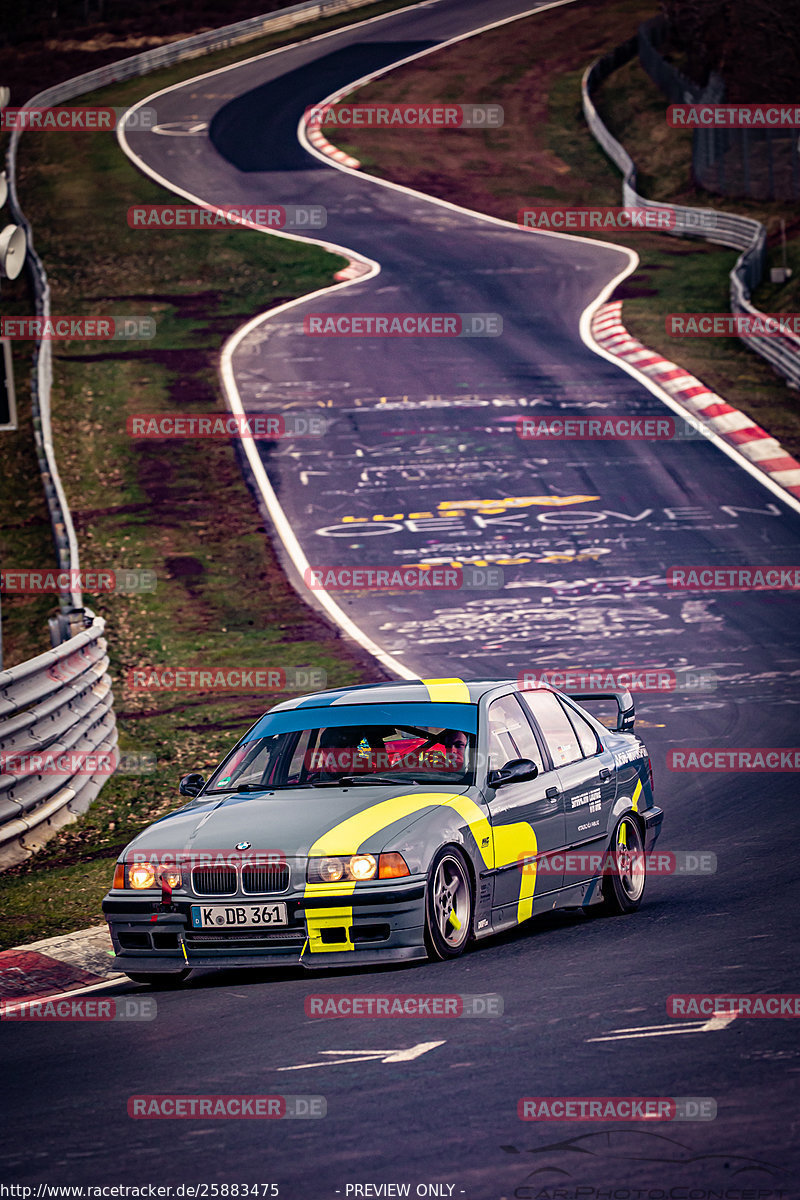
left=128, top=862, right=157, bottom=890
left=112, top=862, right=183, bottom=889
left=306, top=852, right=409, bottom=884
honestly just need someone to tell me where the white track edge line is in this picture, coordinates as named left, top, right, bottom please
left=292, top=7, right=800, bottom=516
left=117, top=0, right=608, bottom=679
left=118, top=0, right=800, bottom=680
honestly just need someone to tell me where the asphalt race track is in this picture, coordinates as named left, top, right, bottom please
left=4, top=0, right=800, bottom=1194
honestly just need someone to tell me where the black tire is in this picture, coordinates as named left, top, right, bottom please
left=596, top=813, right=647, bottom=915
left=124, top=970, right=191, bottom=987
left=424, top=846, right=473, bottom=960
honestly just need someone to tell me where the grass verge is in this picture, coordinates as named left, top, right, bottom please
left=0, top=0, right=423, bottom=950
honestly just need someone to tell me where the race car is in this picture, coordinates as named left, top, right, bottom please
left=102, top=677, right=662, bottom=983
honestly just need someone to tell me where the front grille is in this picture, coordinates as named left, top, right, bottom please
left=185, top=928, right=305, bottom=950
left=242, top=864, right=290, bottom=894
left=190, top=864, right=290, bottom=896
left=192, top=867, right=237, bottom=896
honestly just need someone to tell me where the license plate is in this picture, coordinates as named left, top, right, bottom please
left=191, top=903, right=288, bottom=929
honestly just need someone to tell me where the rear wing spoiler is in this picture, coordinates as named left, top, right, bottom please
left=565, top=689, right=635, bottom=733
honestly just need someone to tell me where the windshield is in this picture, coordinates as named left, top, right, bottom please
left=206, top=722, right=476, bottom=792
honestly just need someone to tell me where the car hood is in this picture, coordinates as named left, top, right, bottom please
left=122, top=783, right=471, bottom=860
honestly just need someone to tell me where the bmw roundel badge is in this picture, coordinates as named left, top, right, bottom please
left=235, top=841, right=251, bottom=850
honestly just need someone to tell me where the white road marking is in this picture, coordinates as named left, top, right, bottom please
left=115, top=0, right=800, bottom=702
left=700, top=1011, right=740, bottom=1031
left=276, top=1041, right=445, bottom=1069
left=587, top=1012, right=738, bottom=1041
left=150, top=122, right=208, bottom=135
left=380, top=1041, right=446, bottom=1061
left=115, top=0, right=598, bottom=681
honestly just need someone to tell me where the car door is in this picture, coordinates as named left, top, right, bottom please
left=483, top=694, right=566, bottom=930
left=518, top=691, right=617, bottom=882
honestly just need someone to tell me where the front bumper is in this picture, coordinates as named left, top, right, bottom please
left=103, top=877, right=427, bottom=973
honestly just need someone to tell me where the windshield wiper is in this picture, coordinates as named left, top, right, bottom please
left=208, top=782, right=302, bottom=793
left=312, top=773, right=419, bottom=787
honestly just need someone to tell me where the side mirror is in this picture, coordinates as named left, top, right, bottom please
left=488, top=758, right=539, bottom=788
left=179, top=772, right=206, bottom=797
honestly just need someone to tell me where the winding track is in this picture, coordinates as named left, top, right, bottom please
left=3, top=0, right=800, bottom=1191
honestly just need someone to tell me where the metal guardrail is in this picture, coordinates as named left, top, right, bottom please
left=0, top=612, right=117, bottom=869
left=0, top=0, right=383, bottom=866
left=582, top=45, right=800, bottom=389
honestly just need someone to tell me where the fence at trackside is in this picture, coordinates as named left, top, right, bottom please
left=639, top=16, right=799, bottom=202
left=636, top=17, right=724, bottom=109
left=582, top=42, right=800, bottom=389
left=0, top=0, right=383, bottom=868
left=0, top=612, right=117, bottom=870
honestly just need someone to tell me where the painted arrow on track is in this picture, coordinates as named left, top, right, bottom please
left=276, top=1041, right=446, bottom=1069
left=586, top=1012, right=738, bottom=1041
